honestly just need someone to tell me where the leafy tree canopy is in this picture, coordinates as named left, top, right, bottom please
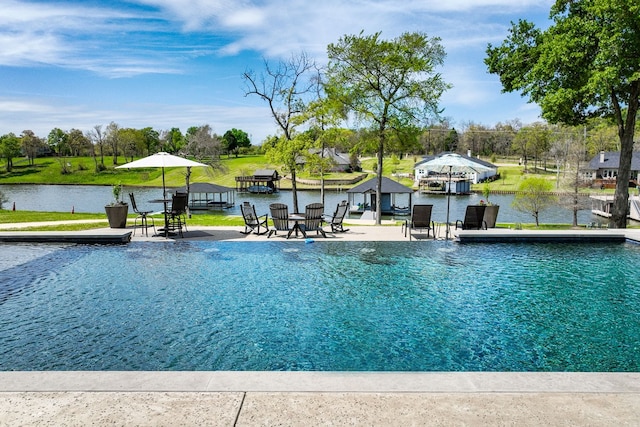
left=486, top=0, right=640, bottom=227
left=325, top=31, right=450, bottom=222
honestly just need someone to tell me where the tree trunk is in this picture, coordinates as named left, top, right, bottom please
left=320, top=138, right=325, bottom=206
left=376, top=150, right=383, bottom=225
left=375, top=121, right=386, bottom=225
left=612, top=132, right=633, bottom=227
left=611, top=82, right=639, bottom=228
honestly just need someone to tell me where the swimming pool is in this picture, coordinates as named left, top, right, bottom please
left=1, top=241, right=639, bottom=371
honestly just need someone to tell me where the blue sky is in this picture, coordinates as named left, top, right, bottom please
left=1, top=0, right=554, bottom=144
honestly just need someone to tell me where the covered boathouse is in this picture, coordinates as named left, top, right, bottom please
left=235, top=169, right=281, bottom=194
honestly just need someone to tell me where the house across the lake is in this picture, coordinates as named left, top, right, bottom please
left=583, top=151, right=640, bottom=189
left=297, top=148, right=357, bottom=172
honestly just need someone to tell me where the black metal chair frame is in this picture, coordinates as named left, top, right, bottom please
left=240, top=202, right=269, bottom=235
left=401, top=204, right=434, bottom=240
left=167, top=192, right=188, bottom=237
left=455, top=205, right=487, bottom=230
left=129, top=192, right=155, bottom=236
left=323, top=200, right=350, bottom=233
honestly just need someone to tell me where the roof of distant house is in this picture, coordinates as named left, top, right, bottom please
left=585, top=151, right=640, bottom=170
left=302, top=148, right=354, bottom=166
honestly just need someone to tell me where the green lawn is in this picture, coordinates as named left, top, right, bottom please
left=0, top=153, right=605, bottom=195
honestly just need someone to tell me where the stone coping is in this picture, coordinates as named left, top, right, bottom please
left=1, top=371, right=639, bottom=393
left=1, top=223, right=639, bottom=244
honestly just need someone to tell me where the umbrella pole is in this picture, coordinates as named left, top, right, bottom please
left=162, top=167, right=169, bottom=238
left=446, top=165, right=452, bottom=240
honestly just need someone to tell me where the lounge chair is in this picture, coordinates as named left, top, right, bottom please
left=268, top=203, right=290, bottom=238
left=240, top=202, right=269, bottom=235
left=129, top=192, right=155, bottom=236
left=401, top=204, right=434, bottom=240
left=301, top=203, right=326, bottom=238
left=455, top=205, right=487, bottom=230
left=323, top=200, right=350, bottom=233
left=166, top=192, right=188, bottom=237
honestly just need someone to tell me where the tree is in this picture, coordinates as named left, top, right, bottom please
left=586, top=118, right=618, bottom=155
left=142, top=127, right=159, bottom=156
left=304, top=67, right=351, bottom=205
left=0, top=133, right=21, bottom=172
left=47, top=128, right=68, bottom=156
left=326, top=31, right=450, bottom=223
left=20, top=130, right=43, bottom=165
left=67, top=128, right=91, bottom=157
left=512, top=177, right=557, bottom=226
left=119, top=128, right=144, bottom=161
left=161, top=128, right=184, bottom=153
left=559, top=132, right=591, bottom=227
left=184, top=125, right=221, bottom=160
left=222, top=128, right=251, bottom=157
left=243, top=52, right=317, bottom=212
left=486, top=0, right=640, bottom=228
left=461, top=123, right=494, bottom=157
left=442, top=128, right=459, bottom=153
left=513, top=123, right=551, bottom=172
left=88, top=125, right=106, bottom=169
left=549, top=139, right=568, bottom=189
left=421, top=123, right=453, bottom=154
left=105, top=121, right=121, bottom=164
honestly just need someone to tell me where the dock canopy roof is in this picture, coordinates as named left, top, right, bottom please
left=347, top=176, right=413, bottom=194
left=177, top=182, right=235, bottom=193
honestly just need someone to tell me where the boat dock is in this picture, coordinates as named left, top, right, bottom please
left=590, top=194, right=640, bottom=221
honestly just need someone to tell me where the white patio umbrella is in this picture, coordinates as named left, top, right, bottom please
left=116, top=152, right=208, bottom=237
left=421, top=153, right=493, bottom=240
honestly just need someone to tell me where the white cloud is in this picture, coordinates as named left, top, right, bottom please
left=0, top=0, right=176, bottom=74
left=0, top=0, right=554, bottom=135
left=401, top=0, right=553, bottom=12
left=0, top=32, right=68, bottom=66
left=0, top=0, right=553, bottom=75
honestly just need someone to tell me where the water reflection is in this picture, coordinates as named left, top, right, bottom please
left=0, top=184, right=597, bottom=224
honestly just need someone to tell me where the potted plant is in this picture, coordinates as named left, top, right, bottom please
left=481, top=183, right=500, bottom=228
left=104, top=183, right=129, bottom=228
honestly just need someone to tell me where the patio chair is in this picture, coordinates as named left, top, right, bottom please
left=240, top=202, right=269, bottom=235
left=129, top=192, right=155, bottom=236
left=401, top=204, right=434, bottom=240
left=166, top=192, right=188, bottom=237
left=268, top=203, right=290, bottom=238
left=301, top=203, right=327, bottom=238
left=455, top=205, right=487, bottom=230
left=323, top=200, right=350, bottom=233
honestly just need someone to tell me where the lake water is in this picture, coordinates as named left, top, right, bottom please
left=1, top=240, right=638, bottom=371
left=0, top=184, right=598, bottom=225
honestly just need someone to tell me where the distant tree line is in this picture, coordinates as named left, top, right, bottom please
left=0, top=123, right=254, bottom=173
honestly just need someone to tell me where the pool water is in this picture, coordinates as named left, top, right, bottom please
left=1, top=241, right=639, bottom=372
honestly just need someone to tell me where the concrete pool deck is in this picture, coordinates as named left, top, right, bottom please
left=1, top=371, right=640, bottom=426
left=1, top=222, right=640, bottom=425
